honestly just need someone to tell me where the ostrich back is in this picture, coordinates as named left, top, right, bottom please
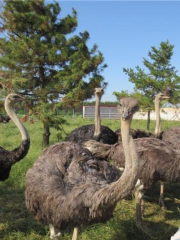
left=111, top=138, right=180, bottom=188
left=85, top=138, right=180, bottom=189
left=25, top=142, right=120, bottom=230
left=67, top=124, right=118, bottom=144
left=162, top=126, right=180, bottom=150
left=0, top=115, right=11, bottom=124
left=115, top=128, right=156, bottom=142
left=0, top=139, right=30, bottom=181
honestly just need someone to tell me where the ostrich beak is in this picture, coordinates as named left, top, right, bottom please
left=16, top=95, right=26, bottom=102
left=162, top=95, right=169, bottom=99
left=121, top=111, right=132, bottom=121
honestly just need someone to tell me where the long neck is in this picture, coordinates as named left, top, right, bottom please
left=94, top=93, right=101, bottom=137
left=154, top=98, right=161, bottom=134
left=5, top=101, right=30, bottom=141
left=90, top=116, right=139, bottom=215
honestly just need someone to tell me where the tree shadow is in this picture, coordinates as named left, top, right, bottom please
left=0, top=185, right=47, bottom=239
left=108, top=218, right=178, bottom=240
left=0, top=183, right=180, bottom=240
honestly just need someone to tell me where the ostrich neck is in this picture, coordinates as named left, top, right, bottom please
left=90, top=116, right=139, bottom=215
left=5, top=102, right=30, bottom=141
left=154, top=98, right=161, bottom=134
left=121, top=118, right=137, bottom=166
left=94, top=94, right=101, bottom=137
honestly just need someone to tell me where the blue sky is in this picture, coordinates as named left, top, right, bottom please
left=56, top=1, right=180, bottom=101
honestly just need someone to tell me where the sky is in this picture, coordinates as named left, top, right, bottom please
left=52, top=1, right=180, bottom=102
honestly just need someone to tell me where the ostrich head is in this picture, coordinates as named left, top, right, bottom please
left=83, top=140, right=111, bottom=160
left=119, top=97, right=139, bottom=121
left=94, top=88, right=104, bottom=97
left=155, top=92, right=169, bottom=101
left=5, top=94, right=25, bottom=105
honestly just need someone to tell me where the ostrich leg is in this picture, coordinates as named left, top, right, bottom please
left=133, top=180, right=144, bottom=225
left=72, top=227, right=78, bottom=240
left=159, top=181, right=166, bottom=209
left=49, top=224, right=61, bottom=239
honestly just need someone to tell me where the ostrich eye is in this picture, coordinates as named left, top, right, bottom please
left=87, top=161, right=98, bottom=170
left=80, top=152, right=87, bottom=156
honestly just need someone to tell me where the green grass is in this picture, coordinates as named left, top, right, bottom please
left=0, top=117, right=180, bottom=240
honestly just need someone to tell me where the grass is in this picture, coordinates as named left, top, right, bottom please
left=0, top=116, right=180, bottom=240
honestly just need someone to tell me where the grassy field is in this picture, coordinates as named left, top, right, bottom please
left=0, top=116, right=180, bottom=240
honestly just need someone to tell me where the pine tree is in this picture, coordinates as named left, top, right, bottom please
left=123, top=41, right=180, bottom=129
left=0, top=0, right=107, bottom=145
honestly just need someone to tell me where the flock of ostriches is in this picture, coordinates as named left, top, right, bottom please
left=0, top=90, right=180, bottom=240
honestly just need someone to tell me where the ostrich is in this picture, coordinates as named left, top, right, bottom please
left=67, top=88, right=118, bottom=144
left=115, top=91, right=169, bottom=208
left=0, top=115, right=11, bottom=124
left=25, top=97, right=140, bottom=240
left=154, top=91, right=169, bottom=137
left=0, top=94, right=30, bottom=181
left=84, top=136, right=180, bottom=223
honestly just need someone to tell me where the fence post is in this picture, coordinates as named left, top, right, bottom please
left=83, top=106, right=85, bottom=119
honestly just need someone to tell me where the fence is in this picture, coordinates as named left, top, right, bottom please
left=83, top=106, right=120, bottom=119
left=134, top=108, right=180, bottom=121
left=83, top=106, right=180, bottom=121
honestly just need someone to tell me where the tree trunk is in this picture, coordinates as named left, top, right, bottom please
left=43, top=124, right=51, bottom=147
left=147, top=110, right=150, bottom=130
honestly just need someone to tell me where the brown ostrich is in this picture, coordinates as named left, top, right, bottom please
left=25, top=97, right=140, bottom=240
left=115, top=92, right=169, bottom=208
left=67, top=88, right=118, bottom=144
left=0, top=94, right=30, bottom=181
left=84, top=136, right=180, bottom=223
left=161, top=126, right=180, bottom=150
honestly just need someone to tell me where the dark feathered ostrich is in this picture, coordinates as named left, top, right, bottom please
left=25, top=97, right=140, bottom=240
left=84, top=136, right=180, bottom=223
left=0, top=94, right=30, bottom=181
left=67, top=88, right=118, bottom=144
left=0, top=115, right=11, bottom=124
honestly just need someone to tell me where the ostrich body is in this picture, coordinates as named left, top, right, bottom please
left=161, top=126, right=180, bottom=150
left=84, top=137, right=180, bottom=222
left=0, top=115, right=11, bottom=124
left=67, top=88, right=118, bottom=144
left=84, top=138, right=179, bottom=187
left=25, top=97, right=139, bottom=240
left=115, top=128, right=155, bottom=142
left=0, top=94, right=30, bottom=181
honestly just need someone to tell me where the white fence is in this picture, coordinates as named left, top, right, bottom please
left=83, top=106, right=180, bottom=121
left=134, top=108, right=180, bottom=121
left=83, top=106, right=120, bottom=119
